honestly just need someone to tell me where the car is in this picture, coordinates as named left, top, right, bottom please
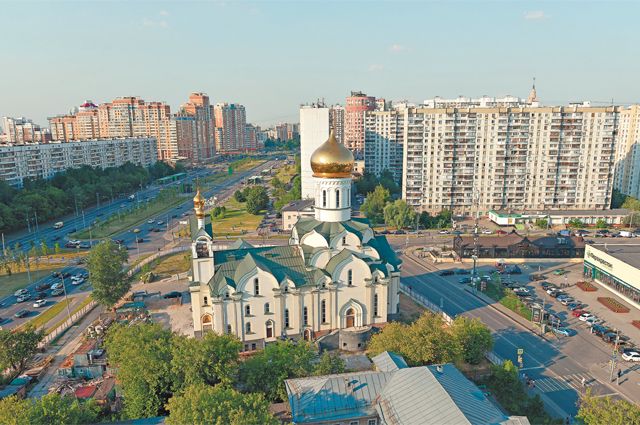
left=14, top=288, right=29, bottom=297
left=553, top=269, right=568, bottom=276
left=506, top=265, right=522, bottom=275
left=579, top=313, right=595, bottom=322
left=33, top=299, right=46, bottom=308
left=35, top=291, right=47, bottom=299
left=52, top=271, right=62, bottom=278
left=71, top=278, right=84, bottom=286
left=35, top=283, right=51, bottom=291
left=132, top=228, right=141, bottom=234
left=591, top=324, right=610, bottom=337
left=512, top=287, right=529, bottom=295
left=439, top=270, right=454, bottom=276
left=51, top=282, right=64, bottom=291
left=61, top=272, right=71, bottom=278
left=552, top=327, right=571, bottom=337
left=530, top=274, right=547, bottom=281
left=156, top=221, right=164, bottom=225
left=482, top=229, right=493, bottom=234
left=51, top=288, right=64, bottom=297
left=455, top=269, right=471, bottom=275
left=14, top=309, right=29, bottom=318
left=89, top=348, right=105, bottom=358
left=560, top=297, right=575, bottom=306
left=136, top=237, right=144, bottom=243
left=496, top=230, right=508, bottom=235
left=172, top=214, right=178, bottom=218
left=567, top=303, right=580, bottom=310
left=622, top=351, right=640, bottom=362
left=438, top=230, right=450, bottom=234
left=585, top=316, right=602, bottom=326
left=163, top=291, right=182, bottom=299
left=572, top=309, right=586, bottom=317
left=113, top=239, right=125, bottom=245
left=147, top=219, right=155, bottom=224
left=458, top=277, right=471, bottom=284
left=540, top=282, right=554, bottom=290
left=17, top=293, right=31, bottom=302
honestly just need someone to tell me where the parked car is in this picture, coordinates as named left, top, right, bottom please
left=135, top=238, right=144, bottom=243
left=552, top=327, right=571, bottom=337
left=481, top=229, right=493, bottom=234
left=89, top=348, right=105, bottom=358
left=147, top=219, right=155, bottom=224
left=156, top=221, right=164, bottom=226
left=439, top=270, right=454, bottom=276
left=14, top=309, right=29, bottom=318
left=496, top=230, right=508, bottom=235
left=512, top=287, right=529, bottom=295
left=35, top=283, right=51, bottom=291
left=438, top=230, right=450, bottom=234
left=540, top=282, right=554, bottom=290
left=553, top=269, right=568, bottom=276
left=458, top=277, right=471, bottom=284
left=113, top=239, right=125, bottom=245
left=132, top=228, right=141, bottom=234
left=506, top=265, right=522, bottom=275
left=579, top=313, right=595, bottom=322
left=585, top=316, right=602, bottom=326
left=51, top=282, right=64, bottom=291
left=71, top=278, right=84, bottom=286
left=33, top=299, right=46, bottom=308
left=14, top=288, right=29, bottom=297
left=560, top=297, right=575, bottom=306
left=455, top=269, right=470, bottom=275
left=622, top=351, right=640, bottom=362
left=163, top=291, right=182, bottom=299
left=572, top=309, right=586, bottom=318
left=591, top=324, right=610, bottom=337
left=16, top=294, right=31, bottom=303
left=51, top=288, right=64, bottom=297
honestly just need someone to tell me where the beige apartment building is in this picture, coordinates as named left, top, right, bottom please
left=214, top=103, right=249, bottom=152
left=614, top=105, right=640, bottom=199
left=395, top=102, right=627, bottom=214
left=49, top=101, right=100, bottom=141
left=169, top=93, right=215, bottom=163
left=345, top=91, right=376, bottom=157
left=364, top=109, right=405, bottom=183
left=1, top=117, right=51, bottom=144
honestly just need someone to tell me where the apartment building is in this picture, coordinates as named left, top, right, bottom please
left=399, top=102, right=623, bottom=214
left=299, top=103, right=329, bottom=198
left=168, top=93, right=215, bottom=164
left=364, top=108, right=405, bottom=183
left=1, top=117, right=51, bottom=144
left=614, top=105, right=640, bottom=199
left=329, top=105, right=345, bottom=144
left=0, top=137, right=157, bottom=187
left=49, top=101, right=100, bottom=141
left=214, top=103, right=248, bottom=152
left=345, top=91, right=376, bottom=157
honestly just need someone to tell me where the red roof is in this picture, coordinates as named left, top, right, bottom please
left=75, top=340, right=96, bottom=354
left=80, top=102, right=97, bottom=108
left=75, top=385, right=97, bottom=399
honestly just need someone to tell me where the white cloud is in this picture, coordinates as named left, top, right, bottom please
left=368, top=64, right=384, bottom=72
left=159, top=10, right=170, bottom=16
left=142, top=18, right=168, bottom=28
left=524, top=10, right=546, bottom=20
left=389, top=44, right=408, bottom=53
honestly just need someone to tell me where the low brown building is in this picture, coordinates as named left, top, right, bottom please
left=453, top=231, right=585, bottom=259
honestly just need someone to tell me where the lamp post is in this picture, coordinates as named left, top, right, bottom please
left=61, top=274, right=73, bottom=325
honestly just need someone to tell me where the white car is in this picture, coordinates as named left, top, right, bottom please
left=585, top=316, right=602, bottom=326
left=33, top=299, right=46, bottom=308
left=512, top=287, right=529, bottom=295
left=51, top=282, right=64, bottom=291
left=579, top=313, right=595, bottom=322
left=482, top=229, right=493, bottom=234
left=147, top=219, right=155, bottom=224
left=71, top=277, right=84, bottom=286
left=622, top=351, right=640, bottom=362
left=560, top=298, right=575, bottom=306
left=438, top=230, right=450, bottom=234
left=14, top=288, right=29, bottom=297
left=16, top=294, right=31, bottom=303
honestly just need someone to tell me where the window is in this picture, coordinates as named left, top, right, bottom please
left=284, top=309, right=290, bottom=328
left=264, top=303, right=270, bottom=314
left=347, top=269, right=353, bottom=286
left=322, top=190, right=327, bottom=207
left=350, top=421, right=359, bottom=425
left=203, top=296, right=208, bottom=305
left=245, top=305, right=251, bottom=316
left=336, top=189, right=340, bottom=207
left=342, top=235, right=347, bottom=245
left=227, top=324, right=232, bottom=334
left=373, top=294, right=379, bottom=317
left=266, top=320, right=274, bottom=338
left=225, top=291, right=230, bottom=299
left=251, top=343, right=256, bottom=350
left=368, top=420, right=377, bottom=425
left=284, top=285, right=288, bottom=293
left=303, top=306, right=308, bottom=326
left=321, top=300, right=327, bottom=323
left=245, top=322, right=252, bottom=334
left=254, top=278, right=260, bottom=295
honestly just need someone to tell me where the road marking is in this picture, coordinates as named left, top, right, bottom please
left=535, top=372, right=596, bottom=393
left=520, top=366, right=545, bottom=371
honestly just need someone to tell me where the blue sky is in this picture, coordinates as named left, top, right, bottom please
left=1, top=1, right=639, bottom=127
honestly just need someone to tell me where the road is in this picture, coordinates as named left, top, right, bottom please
left=399, top=253, right=626, bottom=417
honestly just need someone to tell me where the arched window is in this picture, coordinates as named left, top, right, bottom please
left=284, top=308, right=290, bottom=328
left=245, top=322, right=252, bottom=334
left=342, top=235, right=347, bottom=245
left=266, top=320, right=274, bottom=338
left=225, top=291, right=230, bottom=299
left=303, top=306, right=308, bottom=326
left=321, top=300, right=327, bottom=323
left=202, top=314, right=213, bottom=332
left=264, top=302, right=270, bottom=314
left=347, top=269, right=353, bottom=286
left=322, top=190, right=327, bottom=207
left=203, top=296, right=208, bottom=306
left=374, top=294, right=379, bottom=317
left=254, top=278, right=260, bottom=295
left=336, top=189, right=340, bottom=207
left=226, top=324, right=232, bottom=334
left=245, top=305, right=251, bottom=316
left=345, top=307, right=355, bottom=328
left=284, top=285, right=289, bottom=293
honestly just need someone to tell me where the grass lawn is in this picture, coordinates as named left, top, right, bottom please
left=230, top=158, right=265, bottom=173
left=484, top=281, right=532, bottom=321
left=211, top=198, right=263, bottom=236
left=72, top=189, right=185, bottom=239
left=274, top=164, right=297, bottom=184
left=22, top=298, right=72, bottom=331
left=134, top=252, right=191, bottom=281
left=45, top=295, right=94, bottom=334
left=397, top=293, right=426, bottom=323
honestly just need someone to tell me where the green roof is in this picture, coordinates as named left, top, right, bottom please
left=294, top=217, right=372, bottom=243
left=368, top=235, right=402, bottom=271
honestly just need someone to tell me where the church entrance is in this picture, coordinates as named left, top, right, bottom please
left=266, top=321, right=274, bottom=338
left=345, top=308, right=355, bottom=328
left=303, top=328, right=312, bottom=341
left=201, top=314, right=213, bottom=333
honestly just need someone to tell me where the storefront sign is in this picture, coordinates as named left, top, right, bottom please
left=587, top=251, right=613, bottom=270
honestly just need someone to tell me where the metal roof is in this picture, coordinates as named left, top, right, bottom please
left=372, top=351, right=408, bottom=372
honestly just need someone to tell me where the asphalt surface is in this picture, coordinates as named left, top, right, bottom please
left=399, top=254, right=624, bottom=417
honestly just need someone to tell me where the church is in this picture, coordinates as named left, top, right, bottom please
left=189, top=131, right=401, bottom=350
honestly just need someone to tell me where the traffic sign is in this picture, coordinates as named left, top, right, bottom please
left=517, top=348, right=524, bottom=355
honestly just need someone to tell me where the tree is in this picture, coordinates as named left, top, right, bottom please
left=40, top=240, right=49, bottom=258
left=0, top=396, right=34, bottom=425
left=239, top=340, right=315, bottom=401
left=166, top=383, right=278, bottom=425
left=450, top=316, right=493, bottom=364
left=577, top=389, right=640, bottom=425
left=245, top=186, right=269, bottom=215
left=86, top=240, right=129, bottom=308
left=383, top=199, right=416, bottom=229
left=567, top=218, right=584, bottom=229
left=314, top=351, right=346, bottom=376
left=534, top=219, right=548, bottom=229
left=171, top=333, right=241, bottom=392
left=361, top=185, right=390, bottom=225
left=30, top=393, right=100, bottom=425
left=233, top=190, right=246, bottom=203
left=105, top=323, right=174, bottom=419
left=211, top=206, right=226, bottom=219
left=595, top=219, right=608, bottom=229
left=54, top=242, right=61, bottom=255
left=0, top=326, right=44, bottom=372
left=378, top=170, right=400, bottom=195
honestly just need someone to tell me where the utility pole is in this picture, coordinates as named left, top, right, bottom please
left=471, top=188, right=479, bottom=293
left=610, top=330, right=620, bottom=382
left=61, top=274, right=73, bottom=324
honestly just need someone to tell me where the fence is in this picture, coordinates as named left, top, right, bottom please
left=38, top=300, right=97, bottom=348
left=127, top=245, right=190, bottom=277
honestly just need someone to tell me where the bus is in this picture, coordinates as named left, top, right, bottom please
left=53, top=222, right=64, bottom=229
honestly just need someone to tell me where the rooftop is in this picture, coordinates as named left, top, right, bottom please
left=588, top=243, right=640, bottom=269
left=281, top=199, right=314, bottom=212
left=490, top=209, right=629, bottom=218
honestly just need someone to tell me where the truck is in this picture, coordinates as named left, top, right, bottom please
left=619, top=230, right=633, bottom=238
left=53, top=222, right=64, bottom=229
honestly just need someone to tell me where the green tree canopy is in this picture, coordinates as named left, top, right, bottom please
left=314, top=351, right=346, bottom=376
left=383, top=199, right=417, bottom=229
left=0, top=394, right=99, bottom=425
left=577, top=388, right=640, bottom=425
left=595, top=218, right=608, bottom=229
left=166, top=383, right=278, bottom=425
left=567, top=218, right=584, bottom=229
left=245, top=186, right=269, bottom=215
left=0, top=326, right=44, bottom=371
left=450, top=316, right=494, bottom=364
left=239, top=340, right=315, bottom=401
left=233, top=189, right=246, bottom=203
left=86, top=240, right=129, bottom=308
left=361, top=185, right=390, bottom=225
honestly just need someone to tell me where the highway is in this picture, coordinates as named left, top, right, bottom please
left=399, top=253, right=624, bottom=417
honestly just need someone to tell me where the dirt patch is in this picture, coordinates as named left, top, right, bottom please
left=398, top=293, right=426, bottom=323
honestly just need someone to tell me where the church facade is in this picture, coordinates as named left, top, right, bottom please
left=189, top=131, right=401, bottom=350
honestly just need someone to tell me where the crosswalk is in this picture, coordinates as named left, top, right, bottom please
left=533, top=373, right=597, bottom=393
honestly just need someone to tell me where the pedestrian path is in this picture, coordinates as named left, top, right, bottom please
left=534, top=372, right=597, bottom=393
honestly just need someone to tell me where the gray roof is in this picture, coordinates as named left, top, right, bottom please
left=281, top=199, right=315, bottom=212
left=226, top=238, right=254, bottom=250
left=372, top=351, right=408, bottom=372
left=589, top=243, right=640, bottom=269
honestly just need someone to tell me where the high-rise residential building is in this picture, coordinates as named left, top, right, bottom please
left=1, top=117, right=51, bottom=144
left=169, top=93, right=215, bottom=164
left=214, top=103, right=248, bottom=152
left=329, top=105, right=345, bottom=144
left=49, top=101, right=100, bottom=141
left=364, top=106, right=405, bottom=183
left=399, top=101, right=623, bottom=214
left=300, top=103, right=329, bottom=198
left=614, top=105, right=640, bottom=199
left=275, top=123, right=290, bottom=141
left=0, top=137, right=157, bottom=187
left=245, top=124, right=258, bottom=148
left=345, top=91, right=376, bottom=157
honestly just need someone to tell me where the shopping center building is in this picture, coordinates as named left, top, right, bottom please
left=583, top=243, right=640, bottom=310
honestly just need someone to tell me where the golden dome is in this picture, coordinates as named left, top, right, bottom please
left=310, top=130, right=354, bottom=178
left=193, top=188, right=205, bottom=218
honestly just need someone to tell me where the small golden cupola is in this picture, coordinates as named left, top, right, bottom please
left=310, top=130, right=354, bottom=178
left=193, top=188, right=205, bottom=219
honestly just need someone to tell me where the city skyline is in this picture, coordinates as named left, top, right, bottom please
left=2, top=1, right=639, bottom=127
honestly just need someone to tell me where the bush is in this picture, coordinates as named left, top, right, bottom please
left=233, top=190, right=246, bottom=203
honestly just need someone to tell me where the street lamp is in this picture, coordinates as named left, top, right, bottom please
left=61, top=274, right=73, bottom=325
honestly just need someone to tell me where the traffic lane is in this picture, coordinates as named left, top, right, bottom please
left=2, top=266, right=87, bottom=329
